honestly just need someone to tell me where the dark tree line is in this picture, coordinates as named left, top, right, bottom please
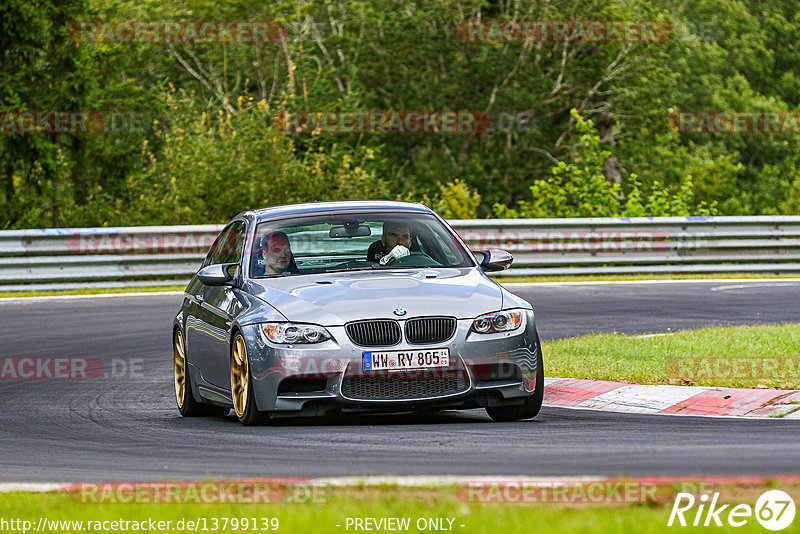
left=2, top=0, right=799, bottom=228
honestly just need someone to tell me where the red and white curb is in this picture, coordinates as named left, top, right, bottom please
left=2, top=475, right=799, bottom=494
left=544, top=377, right=800, bottom=418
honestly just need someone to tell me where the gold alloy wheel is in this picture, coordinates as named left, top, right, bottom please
left=173, top=331, right=186, bottom=409
left=231, top=335, right=249, bottom=418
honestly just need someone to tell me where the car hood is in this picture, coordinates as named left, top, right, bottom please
left=245, top=268, right=503, bottom=324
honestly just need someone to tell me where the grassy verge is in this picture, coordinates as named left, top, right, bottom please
left=0, top=286, right=186, bottom=299
left=495, top=273, right=800, bottom=283
left=543, top=324, right=800, bottom=389
left=1, top=481, right=796, bottom=534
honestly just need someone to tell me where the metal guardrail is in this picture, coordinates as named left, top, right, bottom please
left=455, top=216, right=800, bottom=276
left=0, top=225, right=220, bottom=287
left=0, top=217, right=799, bottom=289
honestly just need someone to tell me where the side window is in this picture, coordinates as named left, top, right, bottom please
left=216, top=221, right=247, bottom=264
left=203, top=225, right=233, bottom=268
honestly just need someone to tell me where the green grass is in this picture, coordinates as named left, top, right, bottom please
left=496, top=273, right=800, bottom=283
left=543, top=324, right=800, bottom=389
left=0, top=285, right=185, bottom=299
left=0, top=484, right=791, bottom=534
left=771, top=405, right=800, bottom=418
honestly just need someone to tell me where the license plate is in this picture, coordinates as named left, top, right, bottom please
left=363, top=349, right=450, bottom=371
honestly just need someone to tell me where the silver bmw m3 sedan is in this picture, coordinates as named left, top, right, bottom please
left=172, top=201, right=543, bottom=425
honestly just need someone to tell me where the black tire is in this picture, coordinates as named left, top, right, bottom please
left=231, top=332, right=270, bottom=426
left=486, top=333, right=544, bottom=422
left=237, top=373, right=270, bottom=426
left=174, top=329, right=229, bottom=417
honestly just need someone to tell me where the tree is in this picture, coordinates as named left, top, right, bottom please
left=493, top=110, right=716, bottom=218
left=0, top=0, right=162, bottom=228
left=114, top=90, right=388, bottom=225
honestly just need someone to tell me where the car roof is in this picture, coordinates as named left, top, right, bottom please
left=247, top=201, right=434, bottom=223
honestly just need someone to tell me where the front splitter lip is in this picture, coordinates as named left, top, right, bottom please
left=271, top=375, right=529, bottom=412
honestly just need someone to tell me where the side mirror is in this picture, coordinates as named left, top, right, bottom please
left=198, top=263, right=238, bottom=286
left=473, top=249, right=513, bottom=272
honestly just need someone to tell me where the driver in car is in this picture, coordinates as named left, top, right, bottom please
left=367, top=221, right=412, bottom=264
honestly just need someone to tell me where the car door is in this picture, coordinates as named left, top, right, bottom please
left=195, top=220, right=248, bottom=387
left=185, top=224, right=231, bottom=382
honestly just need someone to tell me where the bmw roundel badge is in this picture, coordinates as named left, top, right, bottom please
left=393, top=308, right=407, bottom=317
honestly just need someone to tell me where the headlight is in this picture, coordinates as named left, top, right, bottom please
left=262, top=323, right=332, bottom=344
left=472, top=311, right=522, bottom=333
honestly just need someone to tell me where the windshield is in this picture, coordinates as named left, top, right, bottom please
left=250, top=212, right=474, bottom=277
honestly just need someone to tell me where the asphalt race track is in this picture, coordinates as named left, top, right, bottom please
left=1, top=280, right=798, bottom=482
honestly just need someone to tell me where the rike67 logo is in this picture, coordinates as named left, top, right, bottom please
left=668, top=490, right=795, bottom=530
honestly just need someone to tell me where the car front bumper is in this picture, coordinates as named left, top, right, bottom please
left=241, top=309, right=540, bottom=415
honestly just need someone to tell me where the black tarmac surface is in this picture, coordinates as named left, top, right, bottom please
left=1, top=280, right=798, bottom=482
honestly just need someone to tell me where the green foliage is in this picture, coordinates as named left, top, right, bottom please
left=781, top=178, right=800, bottom=214
left=429, top=179, right=481, bottom=219
left=3, top=0, right=800, bottom=228
left=116, top=90, right=388, bottom=225
left=0, top=0, right=164, bottom=229
left=493, top=110, right=717, bottom=218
